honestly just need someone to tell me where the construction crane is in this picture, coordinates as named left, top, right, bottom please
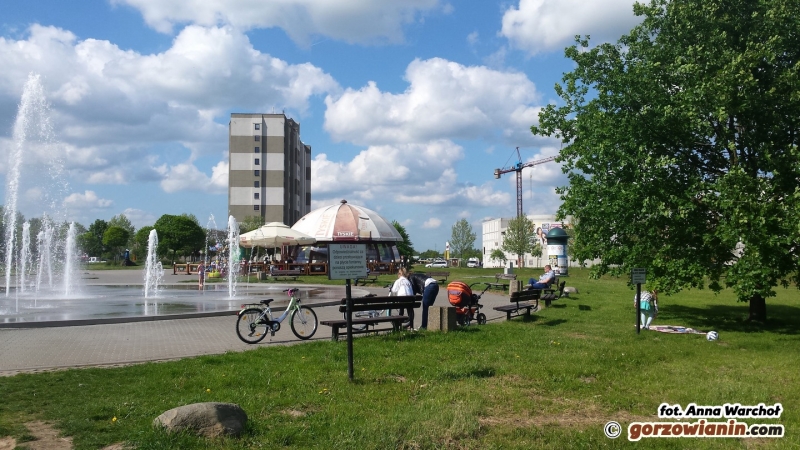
left=494, top=147, right=557, bottom=218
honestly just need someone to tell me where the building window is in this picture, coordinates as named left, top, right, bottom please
left=254, top=170, right=260, bottom=176
left=254, top=123, right=260, bottom=130
left=255, top=147, right=260, bottom=153
left=254, top=205, right=260, bottom=211
left=254, top=181, right=259, bottom=188
left=254, top=193, right=260, bottom=199
left=254, top=135, right=260, bottom=141
left=255, top=158, right=260, bottom=165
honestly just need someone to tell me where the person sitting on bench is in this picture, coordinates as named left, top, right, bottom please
left=528, top=265, right=556, bottom=289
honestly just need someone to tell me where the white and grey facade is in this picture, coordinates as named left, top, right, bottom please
left=482, top=214, right=565, bottom=269
left=228, top=113, right=311, bottom=226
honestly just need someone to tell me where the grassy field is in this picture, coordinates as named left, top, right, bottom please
left=1, top=268, right=798, bottom=449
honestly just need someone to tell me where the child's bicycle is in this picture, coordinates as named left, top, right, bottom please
left=236, top=288, right=318, bottom=343
left=448, top=281, right=491, bottom=326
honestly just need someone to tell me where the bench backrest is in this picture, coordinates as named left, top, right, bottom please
left=510, top=290, right=540, bottom=302
left=495, top=273, right=517, bottom=281
left=426, top=271, right=450, bottom=277
left=338, top=295, right=420, bottom=313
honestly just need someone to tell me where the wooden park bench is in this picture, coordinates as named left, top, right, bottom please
left=320, top=295, right=420, bottom=341
left=540, top=280, right=567, bottom=307
left=268, top=269, right=303, bottom=281
left=493, top=289, right=540, bottom=320
left=425, top=271, right=450, bottom=284
left=354, top=274, right=379, bottom=286
left=487, top=273, right=517, bottom=290
left=173, top=264, right=190, bottom=275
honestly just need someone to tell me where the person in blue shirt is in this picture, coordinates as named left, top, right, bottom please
left=409, top=272, right=439, bottom=330
left=528, top=265, right=556, bottom=289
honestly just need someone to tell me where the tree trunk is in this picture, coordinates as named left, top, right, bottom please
left=748, top=293, right=767, bottom=322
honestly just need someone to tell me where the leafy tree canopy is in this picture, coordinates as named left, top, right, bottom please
left=133, top=226, right=155, bottom=258
left=419, top=249, right=441, bottom=260
left=103, top=226, right=130, bottom=263
left=501, top=215, right=537, bottom=267
left=449, top=219, right=476, bottom=265
left=533, top=0, right=800, bottom=321
left=490, top=248, right=508, bottom=265
left=108, top=214, right=135, bottom=236
left=154, top=214, right=205, bottom=259
left=239, top=215, right=264, bottom=234
left=79, top=219, right=108, bottom=257
left=391, top=220, right=415, bottom=258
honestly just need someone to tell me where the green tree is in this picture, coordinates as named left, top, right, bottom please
left=239, top=215, right=264, bottom=233
left=108, top=214, right=135, bottom=247
left=419, top=249, right=441, bottom=260
left=102, top=226, right=130, bottom=264
left=133, top=226, right=155, bottom=260
left=501, top=215, right=536, bottom=268
left=391, top=220, right=415, bottom=260
left=79, top=219, right=108, bottom=258
left=449, top=219, right=476, bottom=266
left=533, top=0, right=800, bottom=321
left=490, top=248, right=508, bottom=266
left=153, top=214, right=205, bottom=261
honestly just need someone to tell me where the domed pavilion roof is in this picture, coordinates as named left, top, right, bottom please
left=291, top=200, right=403, bottom=242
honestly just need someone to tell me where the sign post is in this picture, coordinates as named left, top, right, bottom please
left=328, top=243, right=367, bottom=380
left=631, top=268, right=647, bottom=334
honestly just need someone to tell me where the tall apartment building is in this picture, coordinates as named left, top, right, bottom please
left=228, top=113, right=311, bottom=226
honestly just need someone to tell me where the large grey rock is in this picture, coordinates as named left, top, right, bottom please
left=154, top=402, right=247, bottom=438
left=563, top=286, right=578, bottom=296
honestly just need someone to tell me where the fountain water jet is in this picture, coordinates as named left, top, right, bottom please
left=3, top=74, right=73, bottom=297
left=227, top=215, right=240, bottom=298
left=144, top=229, right=163, bottom=298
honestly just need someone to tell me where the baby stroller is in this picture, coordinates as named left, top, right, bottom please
left=447, top=281, right=490, bottom=326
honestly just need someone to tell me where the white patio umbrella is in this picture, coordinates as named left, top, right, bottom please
left=239, top=222, right=317, bottom=248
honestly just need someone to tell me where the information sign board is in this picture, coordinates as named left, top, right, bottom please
left=631, top=268, right=647, bottom=284
left=328, top=243, right=367, bottom=280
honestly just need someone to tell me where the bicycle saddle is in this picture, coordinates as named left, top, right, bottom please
left=260, top=299, right=274, bottom=305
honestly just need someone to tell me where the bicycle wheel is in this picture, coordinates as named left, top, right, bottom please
left=236, top=308, right=269, bottom=344
left=290, top=306, right=318, bottom=340
left=345, top=311, right=369, bottom=331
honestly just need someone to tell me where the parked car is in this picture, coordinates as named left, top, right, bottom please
left=467, top=258, right=480, bottom=268
left=426, top=260, right=448, bottom=268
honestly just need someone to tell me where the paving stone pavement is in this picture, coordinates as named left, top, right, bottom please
left=0, top=270, right=514, bottom=376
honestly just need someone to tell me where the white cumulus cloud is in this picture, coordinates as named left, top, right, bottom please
left=500, top=0, right=643, bottom=55
left=422, top=218, right=441, bottom=229
left=324, top=58, right=542, bottom=146
left=113, top=0, right=445, bottom=46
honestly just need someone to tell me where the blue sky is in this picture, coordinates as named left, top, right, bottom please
left=0, top=0, right=643, bottom=253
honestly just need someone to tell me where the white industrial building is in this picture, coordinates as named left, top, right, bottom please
left=481, top=214, right=570, bottom=269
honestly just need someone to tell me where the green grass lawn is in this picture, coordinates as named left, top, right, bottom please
left=1, top=268, right=798, bottom=449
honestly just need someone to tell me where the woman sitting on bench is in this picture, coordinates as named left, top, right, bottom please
left=528, top=265, right=555, bottom=289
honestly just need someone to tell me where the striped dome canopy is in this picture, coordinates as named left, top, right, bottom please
left=291, top=200, right=402, bottom=242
